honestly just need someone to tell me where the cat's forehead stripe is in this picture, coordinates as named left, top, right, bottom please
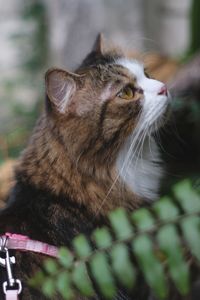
left=115, top=58, right=144, bottom=79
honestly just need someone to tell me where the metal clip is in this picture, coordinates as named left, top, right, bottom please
left=0, top=240, right=22, bottom=295
left=3, top=279, right=22, bottom=295
left=0, top=236, right=8, bottom=252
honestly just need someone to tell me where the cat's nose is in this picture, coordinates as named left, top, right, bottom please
left=158, top=85, right=168, bottom=96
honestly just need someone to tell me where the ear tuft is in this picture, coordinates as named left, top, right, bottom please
left=45, top=69, right=76, bottom=114
left=92, top=33, right=106, bottom=55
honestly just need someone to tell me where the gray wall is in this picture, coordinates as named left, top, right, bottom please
left=145, top=0, right=191, bottom=56
left=45, top=0, right=192, bottom=69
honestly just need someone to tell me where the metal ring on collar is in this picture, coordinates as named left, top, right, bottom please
left=3, top=279, right=22, bottom=295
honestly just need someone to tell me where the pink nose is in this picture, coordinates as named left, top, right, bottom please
left=158, top=85, right=168, bottom=96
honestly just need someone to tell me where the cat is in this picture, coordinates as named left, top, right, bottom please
left=0, top=34, right=169, bottom=299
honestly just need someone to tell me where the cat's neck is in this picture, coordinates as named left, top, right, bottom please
left=117, top=135, right=163, bottom=201
left=16, top=114, right=142, bottom=216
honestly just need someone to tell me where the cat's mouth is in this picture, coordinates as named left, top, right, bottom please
left=154, top=92, right=172, bottom=129
left=139, top=94, right=171, bottom=133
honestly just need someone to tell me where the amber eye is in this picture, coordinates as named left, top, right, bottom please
left=118, top=85, right=136, bottom=100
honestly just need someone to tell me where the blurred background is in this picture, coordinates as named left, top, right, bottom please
left=0, top=0, right=200, bottom=204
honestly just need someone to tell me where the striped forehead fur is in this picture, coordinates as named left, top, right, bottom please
left=78, top=56, right=145, bottom=90
left=77, top=52, right=120, bottom=70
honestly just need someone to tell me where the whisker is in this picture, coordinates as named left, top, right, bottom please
left=94, top=119, right=144, bottom=215
left=95, top=98, right=168, bottom=215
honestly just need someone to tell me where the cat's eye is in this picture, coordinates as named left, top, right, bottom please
left=118, top=85, right=136, bottom=100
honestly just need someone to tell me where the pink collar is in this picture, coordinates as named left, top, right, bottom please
left=0, top=233, right=59, bottom=258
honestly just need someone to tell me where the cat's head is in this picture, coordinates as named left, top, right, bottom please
left=45, top=34, right=169, bottom=165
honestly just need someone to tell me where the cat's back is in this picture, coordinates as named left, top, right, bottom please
left=0, top=179, right=106, bottom=245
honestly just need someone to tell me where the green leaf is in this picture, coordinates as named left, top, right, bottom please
left=111, top=244, right=136, bottom=289
left=173, top=180, right=200, bottom=213
left=44, top=259, right=58, bottom=275
left=73, top=234, right=92, bottom=258
left=92, top=227, right=112, bottom=249
left=181, top=216, right=200, bottom=262
left=90, top=253, right=116, bottom=299
left=153, top=197, right=179, bottom=221
left=157, top=225, right=190, bottom=294
left=109, top=208, right=133, bottom=239
left=58, top=247, right=74, bottom=268
left=42, top=278, right=55, bottom=298
left=131, top=208, right=155, bottom=230
left=133, top=235, right=168, bottom=299
left=29, top=270, right=45, bottom=288
left=72, top=262, right=94, bottom=296
left=33, top=179, right=200, bottom=300
left=56, top=272, right=74, bottom=299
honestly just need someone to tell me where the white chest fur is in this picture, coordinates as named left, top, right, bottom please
left=116, top=136, right=164, bottom=201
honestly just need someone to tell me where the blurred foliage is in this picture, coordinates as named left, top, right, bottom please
left=22, top=0, right=48, bottom=72
left=30, top=180, right=200, bottom=299
left=0, top=100, right=41, bottom=164
left=189, top=0, right=200, bottom=56
left=159, top=95, right=200, bottom=195
left=0, top=0, right=47, bottom=163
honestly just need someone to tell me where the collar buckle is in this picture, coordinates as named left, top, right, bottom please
left=0, top=238, right=22, bottom=295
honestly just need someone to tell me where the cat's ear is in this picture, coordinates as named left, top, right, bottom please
left=45, top=68, right=80, bottom=114
left=92, top=33, right=122, bottom=57
left=92, top=33, right=106, bottom=55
